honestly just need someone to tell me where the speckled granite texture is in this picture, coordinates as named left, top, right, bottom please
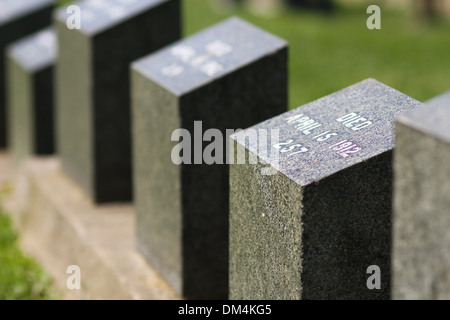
left=230, top=79, right=422, bottom=300
left=393, top=91, right=450, bottom=300
left=55, top=0, right=181, bottom=203
left=0, top=0, right=54, bottom=149
left=132, top=17, right=288, bottom=299
left=7, top=27, right=56, bottom=163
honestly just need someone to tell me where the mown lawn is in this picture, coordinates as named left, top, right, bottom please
left=57, top=0, right=450, bottom=107
left=183, top=0, right=450, bottom=108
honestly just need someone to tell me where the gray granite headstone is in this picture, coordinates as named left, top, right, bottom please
left=131, top=17, right=288, bottom=299
left=55, top=0, right=181, bottom=203
left=7, top=27, right=56, bottom=163
left=393, top=91, right=450, bottom=300
left=0, top=0, right=54, bottom=149
left=229, top=79, right=422, bottom=300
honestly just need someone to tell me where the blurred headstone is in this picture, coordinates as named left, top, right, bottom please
left=246, top=0, right=284, bottom=16
left=393, top=91, right=450, bottom=299
left=0, top=0, right=54, bottom=149
left=7, top=27, right=56, bottom=162
left=55, top=0, right=181, bottom=203
left=286, top=0, right=334, bottom=11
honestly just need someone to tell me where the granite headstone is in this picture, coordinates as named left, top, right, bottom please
left=7, top=27, right=56, bottom=162
left=55, top=0, right=181, bottom=203
left=0, top=0, right=54, bottom=148
left=131, top=17, right=288, bottom=299
left=393, top=91, right=450, bottom=300
left=229, top=79, right=422, bottom=300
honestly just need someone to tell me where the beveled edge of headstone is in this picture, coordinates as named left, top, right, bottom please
left=54, top=0, right=170, bottom=36
left=397, top=91, right=450, bottom=145
left=0, top=0, right=54, bottom=27
left=131, top=16, right=288, bottom=96
left=7, top=27, right=56, bottom=72
left=231, top=78, right=423, bottom=187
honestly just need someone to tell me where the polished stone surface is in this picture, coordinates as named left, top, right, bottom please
left=229, top=79, right=422, bottom=299
left=132, top=17, right=288, bottom=299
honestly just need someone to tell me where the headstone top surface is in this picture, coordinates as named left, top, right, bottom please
left=132, top=17, right=287, bottom=95
left=0, top=0, right=53, bottom=26
left=7, top=27, right=56, bottom=71
left=398, top=91, right=450, bottom=144
left=232, top=78, right=422, bottom=186
left=55, top=0, right=168, bottom=35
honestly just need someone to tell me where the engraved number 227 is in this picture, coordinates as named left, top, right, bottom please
left=274, top=140, right=308, bottom=157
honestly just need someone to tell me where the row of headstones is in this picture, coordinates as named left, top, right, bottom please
left=0, top=0, right=449, bottom=300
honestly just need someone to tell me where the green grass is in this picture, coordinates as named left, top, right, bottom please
left=0, top=210, right=53, bottom=300
left=56, top=0, right=450, bottom=107
left=183, top=1, right=450, bottom=108
left=3, top=0, right=446, bottom=300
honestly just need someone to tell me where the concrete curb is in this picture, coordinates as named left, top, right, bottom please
left=0, top=153, right=179, bottom=300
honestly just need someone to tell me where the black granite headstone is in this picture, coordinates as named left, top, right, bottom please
left=393, top=91, right=450, bottom=299
left=0, top=0, right=54, bottom=149
left=229, top=79, right=422, bottom=300
left=7, top=27, right=56, bottom=162
left=55, top=0, right=181, bottom=203
left=131, top=17, right=288, bottom=299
